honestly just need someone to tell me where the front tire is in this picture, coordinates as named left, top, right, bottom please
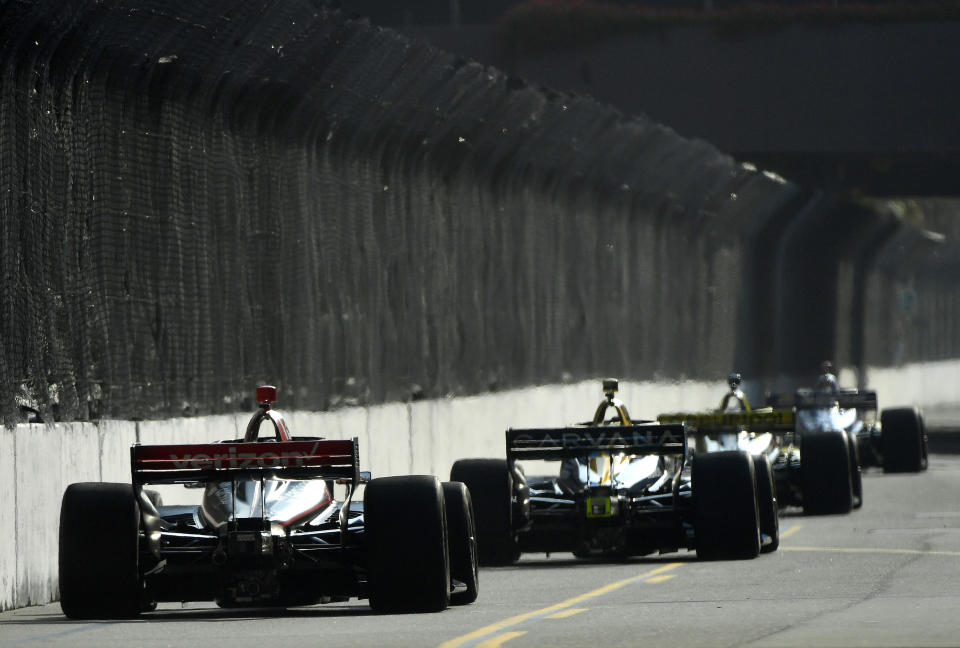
left=59, top=483, right=142, bottom=619
left=694, top=451, right=761, bottom=560
left=365, top=475, right=450, bottom=613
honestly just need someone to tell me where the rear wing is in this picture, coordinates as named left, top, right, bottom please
left=131, top=438, right=359, bottom=485
left=506, top=423, right=687, bottom=461
left=767, top=390, right=877, bottom=411
left=657, top=410, right=794, bottom=433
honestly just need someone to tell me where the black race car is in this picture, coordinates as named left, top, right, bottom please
left=58, top=386, right=478, bottom=618
left=768, top=388, right=928, bottom=475
left=451, top=379, right=775, bottom=565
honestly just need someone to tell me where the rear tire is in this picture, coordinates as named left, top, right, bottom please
left=442, top=482, right=479, bottom=605
left=450, top=459, right=517, bottom=565
left=881, top=407, right=925, bottom=473
left=847, top=432, right=863, bottom=509
left=801, top=431, right=853, bottom=515
left=919, top=412, right=929, bottom=471
left=366, top=475, right=450, bottom=613
left=59, top=483, right=142, bottom=619
left=752, top=455, right=779, bottom=553
left=694, top=451, right=761, bottom=560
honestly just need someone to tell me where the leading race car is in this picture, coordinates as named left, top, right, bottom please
left=451, top=379, right=774, bottom=565
left=768, top=363, right=928, bottom=475
left=58, top=385, right=478, bottom=618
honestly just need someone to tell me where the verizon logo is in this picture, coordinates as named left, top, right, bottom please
left=161, top=442, right=325, bottom=470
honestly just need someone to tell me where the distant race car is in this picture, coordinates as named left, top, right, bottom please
left=766, top=363, right=926, bottom=513
left=768, top=389, right=928, bottom=474
left=59, top=385, right=478, bottom=618
left=451, top=379, right=775, bottom=564
left=661, top=368, right=927, bottom=518
left=661, top=372, right=861, bottom=516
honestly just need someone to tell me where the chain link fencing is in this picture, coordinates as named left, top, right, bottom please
left=0, top=0, right=956, bottom=425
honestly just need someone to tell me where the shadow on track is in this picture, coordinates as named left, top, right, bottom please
left=0, top=603, right=377, bottom=627
left=491, top=553, right=700, bottom=571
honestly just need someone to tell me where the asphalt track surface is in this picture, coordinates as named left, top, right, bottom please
left=3, top=456, right=960, bottom=648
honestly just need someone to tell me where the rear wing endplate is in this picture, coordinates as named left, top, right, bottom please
left=657, top=410, right=794, bottom=433
left=506, top=423, right=686, bottom=460
left=131, top=438, right=359, bottom=485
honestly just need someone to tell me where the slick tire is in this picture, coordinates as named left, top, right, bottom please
left=59, top=482, right=142, bottom=619
left=366, top=475, right=450, bottom=613
left=847, top=432, right=864, bottom=509
left=801, top=431, right=853, bottom=515
left=450, top=459, right=518, bottom=566
left=881, top=407, right=925, bottom=473
left=919, top=412, right=929, bottom=471
left=752, top=454, right=780, bottom=553
left=442, top=481, right=479, bottom=605
left=694, top=451, right=761, bottom=560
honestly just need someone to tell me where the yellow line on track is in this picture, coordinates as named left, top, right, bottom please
left=476, top=631, right=527, bottom=648
left=644, top=574, right=675, bottom=584
left=779, top=524, right=802, bottom=540
left=781, top=545, right=960, bottom=557
left=545, top=608, right=587, bottom=619
left=436, top=562, right=682, bottom=648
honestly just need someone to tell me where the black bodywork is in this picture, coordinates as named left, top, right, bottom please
left=506, top=423, right=693, bottom=557
left=132, top=437, right=369, bottom=607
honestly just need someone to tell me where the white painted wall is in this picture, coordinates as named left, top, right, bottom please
left=3, top=367, right=956, bottom=612
left=865, top=360, right=960, bottom=427
left=0, top=428, right=15, bottom=612
left=865, top=360, right=960, bottom=408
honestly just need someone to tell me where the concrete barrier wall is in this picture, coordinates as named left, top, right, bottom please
left=0, top=429, right=14, bottom=612
left=3, top=366, right=956, bottom=612
left=864, top=359, right=960, bottom=427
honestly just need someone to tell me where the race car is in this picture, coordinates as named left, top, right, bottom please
left=58, top=385, right=478, bottom=618
left=768, top=384, right=928, bottom=475
left=451, top=379, right=773, bottom=564
left=660, top=372, right=862, bottom=516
